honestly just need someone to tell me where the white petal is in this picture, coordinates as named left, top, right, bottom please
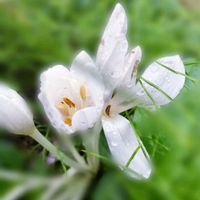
left=96, top=3, right=127, bottom=67
left=122, top=46, right=142, bottom=84
left=96, top=4, right=128, bottom=95
left=38, top=65, right=73, bottom=134
left=102, top=115, right=151, bottom=179
left=0, top=84, right=34, bottom=135
left=72, top=106, right=101, bottom=133
left=137, top=55, right=185, bottom=106
left=102, top=36, right=128, bottom=96
left=70, top=51, right=104, bottom=108
left=111, top=55, right=185, bottom=113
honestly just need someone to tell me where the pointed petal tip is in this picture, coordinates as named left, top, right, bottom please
left=114, top=3, right=125, bottom=11
left=134, top=46, right=142, bottom=61
left=77, top=50, right=87, bottom=56
left=111, top=3, right=126, bottom=22
left=143, top=165, right=152, bottom=179
left=127, top=161, right=152, bottom=179
left=73, top=50, right=93, bottom=65
left=128, top=155, right=152, bottom=179
left=135, top=45, right=142, bottom=52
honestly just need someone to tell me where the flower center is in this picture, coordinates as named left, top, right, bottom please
left=56, top=84, right=88, bottom=126
left=105, top=105, right=111, bottom=116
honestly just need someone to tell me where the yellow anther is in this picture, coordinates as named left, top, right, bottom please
left=63, top=97, right=75, bottom=108
left=80, top=85, right=87, bottom=101
left=56, top=102, right=70, bottom=116
left=64, top=117, right=72, bottom=126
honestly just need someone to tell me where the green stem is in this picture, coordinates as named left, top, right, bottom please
left=81, top=122, right=101, bottom=172
left=156, top=61, right=199, bottom=82
left=125, top=144, right=142, bottom=168
left=184, top=61, right=200, bottom=66
left=31, top=129, right=84, bottom=171
left=140, top=77, right=173, bottom=101
left=139, top=80, right=159, bottom=109
left=59, top=134, right=87, bottom=167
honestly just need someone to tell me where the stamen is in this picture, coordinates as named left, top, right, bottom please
left=63, top=97, right=75, bottom=108
left=64, top=117, right=72, bottom=126
left=56, top=102, right=70, bottom=116
left=105, top=105, right=111, bottom=116
left=80, top=85, right=87, bottom=101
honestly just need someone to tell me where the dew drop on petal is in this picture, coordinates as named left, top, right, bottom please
left=126, top=81, right=134, bottom=88
left=125, top=141, right=130, bottom=147
left=111, top=141, right=118, bottom=147
left=165, top=76, right=170, bottom=83
left=136, top=90, right=145, bottom=96
left=104, top=123, right=113, bottom=132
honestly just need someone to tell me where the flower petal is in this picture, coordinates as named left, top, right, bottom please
left=96, top=3, right=127, bottom=67
left=70, top=51, right=104, bottom=108
left=0, top=84, right=34, bottom=135
left=72, top=106, right=101, bottom=133
left=122, top=46, right=142, bottom=84
left=111, top=55, right=185, bottom=113
left=96, top=3, right=128, bottom=96
left=102, top=115, right=151, bottom=179
left=137, top=55, right=185, bottom=106
left=38, top=65, right=74, bottom=134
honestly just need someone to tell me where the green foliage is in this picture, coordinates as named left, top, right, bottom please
left=0, top=0, right=200, bottom=199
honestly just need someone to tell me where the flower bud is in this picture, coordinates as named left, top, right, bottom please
left=0, top=83, right=35, bottom=135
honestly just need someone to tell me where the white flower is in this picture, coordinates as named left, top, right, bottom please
left=38, top=54, right=105, bottom=135
left=0, top=84, right=35, bottom=135
left=94, top=3, right=185, bottom=178
left=38, top=3, right=185, bottom=179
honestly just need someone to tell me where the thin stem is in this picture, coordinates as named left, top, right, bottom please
left=0, top=169, right=52, bottom=182
left=184, top=61, right=200, bottom=66
left=139, top=80, right=159, bottom=109
left=31, top=129, right=85, bottom=171
left=2, top=180, right=46, bottom=200
left=82, top=122, right=101, bottom=172
left=156, top=61, right=199, bottom=82
left=125, top=144, right=142, bottom=168
left=81, top=149, right=110, bottom=163
left=39, top=169, right=76, bottom=200
left=60, top=134, right=87, bottom=167
left=140, top=77, right=173, bottom=101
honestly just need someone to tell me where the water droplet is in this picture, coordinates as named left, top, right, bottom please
left=126, top=81, right=134, bottom=88
left=104, top=123, right=112, bottom=131
left=110, top=71, right=121, bottom=79
left=111, top=141, right=117, bottom=147
left=165, top=76, right=170, bottom=83
left=125, top=142, right=130, bottom=147
left=88, top=122, right=94, bottom=128
left=136, top=90, right=145, bottom=96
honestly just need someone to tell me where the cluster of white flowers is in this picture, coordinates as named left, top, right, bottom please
left=0, top=3, right=185, bottom=180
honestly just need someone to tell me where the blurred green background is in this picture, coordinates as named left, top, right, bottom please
left=0, top=0, right=200, bottom=199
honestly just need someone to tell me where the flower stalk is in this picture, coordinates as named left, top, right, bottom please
left=31, top=129, right=86, bottom=171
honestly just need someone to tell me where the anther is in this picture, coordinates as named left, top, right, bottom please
left=80, top=85, right=87, bottom=101
left=63, top=97, right=75, bottom=108
left=64, top=117, right=72, bottom=126
left=56, top=102, right=70, bottom=116
left=105, top=105, right=111, bottom=116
